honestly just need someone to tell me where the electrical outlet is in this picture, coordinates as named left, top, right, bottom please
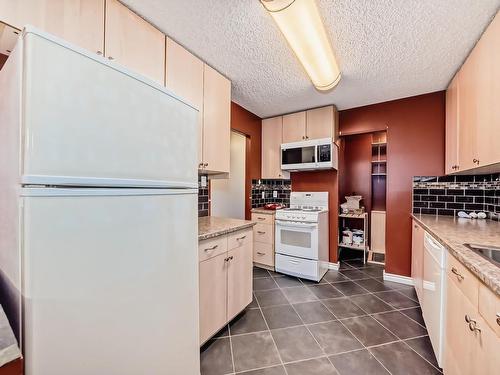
left=262, top=192, right=265, bottom=199
left=200, top=175, right=207, bottom=187
left=273, top=190, right=278, bottom=198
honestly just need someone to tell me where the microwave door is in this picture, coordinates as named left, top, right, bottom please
left=282, top=145, right=316, bottom=170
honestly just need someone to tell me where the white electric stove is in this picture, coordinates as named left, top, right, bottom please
left=275, top=192, right=329, bottom=281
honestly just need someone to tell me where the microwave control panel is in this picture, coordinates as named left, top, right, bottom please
left=317, top=144, right=331, bottom=162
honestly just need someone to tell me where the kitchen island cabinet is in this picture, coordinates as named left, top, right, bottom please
left=198, top=217, right=255, bottom=345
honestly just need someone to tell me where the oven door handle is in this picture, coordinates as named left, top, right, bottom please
left=275, top=220, right=318, bottom=229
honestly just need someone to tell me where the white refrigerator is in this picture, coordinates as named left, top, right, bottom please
left=0, top=27, right=200, bottom=374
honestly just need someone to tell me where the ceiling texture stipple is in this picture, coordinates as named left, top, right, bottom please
left=121, top=0, right=500, bottom=118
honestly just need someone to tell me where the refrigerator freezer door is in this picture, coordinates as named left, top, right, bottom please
left=21, top=189, right=199, bottom=375
left=21, top=29, right=198, bottom=188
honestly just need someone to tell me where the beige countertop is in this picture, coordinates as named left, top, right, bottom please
left=250, top=207, right=280, bottom=215
left=412, top=214, right=500, bottom=296
left=199, top=216, right=256, bottom=241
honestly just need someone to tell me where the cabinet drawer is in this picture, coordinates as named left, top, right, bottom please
left=253, top=242, right=274, bottom=267
left=198, top=236, right=227, bottom=262
left=447, top=253, right=478, bottom=307
left=228, top=228, right=253, bottom=250
left=253, top=223, right=273, bottom=244
left=479, top=283, right=500, bottom=337
left=251, top=213, right=274, bottom=225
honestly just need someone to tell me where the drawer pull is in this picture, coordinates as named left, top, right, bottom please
left=236, top=235, right=246, bottom=240
left=451, top=267, right=464, bottom=281
left=465, top=315, right=481, bottom=332
left=496, top=313, right=500, bottom=327
left=289, top=260, right=300, bottom=264
left=224, top=256, right=234, bottom=262
left=204, top=245, right=218, bottom=252
left=257, top=252, right=266, bottom=255
left=257, top=231, right=266, bottom=234
left=257, top=217, right=266, bottom=221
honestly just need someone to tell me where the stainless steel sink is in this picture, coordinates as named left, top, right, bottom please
left=464, top=243, right=500, bottom=267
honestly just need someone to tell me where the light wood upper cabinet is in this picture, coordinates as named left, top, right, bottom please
left=0, top=0, right=105, bottom=54
left=306, top=106, right=338, bottom=140
left=199, top=252, right=227, bottom=345
left=165, top=38, right=204, bottom=164
left=105, top=0, right=165, bottom=84
left=282, top=111, right=306, bottom=143
left=446, top=13, right=500, bottom=173
left=445, top=74, right=459, bottom=174
left=475, top=13, right=500, bottom=167
left=202, top=64, right=231, bottom=174
left=262, top=116, right=284, bottom=179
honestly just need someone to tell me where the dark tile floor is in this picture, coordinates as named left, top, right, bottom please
left=200, top=260, right=442, bottom=375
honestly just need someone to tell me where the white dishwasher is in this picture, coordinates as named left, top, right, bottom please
left=422, top=232, right=446, bottom=368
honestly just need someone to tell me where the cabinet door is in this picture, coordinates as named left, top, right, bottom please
left=166, top=38, right=204, bottom=165
left=476, top=14, right=500, bottom=167
left=105, top=0, right=165, bottom=84
left=0, top=0, right=105, bottom=54
left=411, top=221, right=424, bottom=302
left=282, top=111, right=306, bottom=143
left=202, top=64, right=231, bottom=173
left=306, top=106, right=336, bottom=140
left=445, top=74, right=459, bottom=174
left=457, top=48, right=480, bottom=171
left=262, top=116, right=284, bottom=179
left=227, top=232, right=253, bottom=321
left=199, top=253, right=227, bottom=345
left=444, top=275, right=476, bottom=375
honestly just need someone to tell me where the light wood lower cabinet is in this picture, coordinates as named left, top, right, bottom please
left=198, top=228, right=253, bottom=345
left=251, top=212, right=275, bottom=268
left=411, top=220, right=424, bottom=301
left=444, top=271, right=499, bottom=375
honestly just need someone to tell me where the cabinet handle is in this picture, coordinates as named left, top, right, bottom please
left=96, top=51, right=103, bottom=55
left=198, top=163, right=204, bottom=168
left=204, top=163, right=209, bottom=167
left=256, top=252, right=266, bottom=255
left=204, top=245, right=218, bottom=252
left=473, top=158, right=479, bottom=165
left=496, top=313, right=500, bottom=327
left=257, top=231, right=266, bottom=234
left=236, top=235, right=246, bottom=240
left=465, top=316, right=481, bottom=333
left=451, top=267, right=464, bottom=281
left=257, top=217, right=266, bottom=221
left=108, top=56, right=114, bottom=60
left=225, top=256, right=233, bottom=262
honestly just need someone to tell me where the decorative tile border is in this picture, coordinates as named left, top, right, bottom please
left=251, top=179, right=291, bottom=208
left=412, top=174, right=500, bottom=220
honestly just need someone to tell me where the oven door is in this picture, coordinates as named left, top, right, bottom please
left=275, top=220, right=319, bottom=260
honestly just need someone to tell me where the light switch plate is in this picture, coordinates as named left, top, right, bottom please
left=200, top=175, right=207, bottom=187
left=262, top=192, right=265, bottom=199
left=273, top=190, right=278, bottom=198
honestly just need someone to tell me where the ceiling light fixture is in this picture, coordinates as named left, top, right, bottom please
left=260, top=0, right=341, bottom=91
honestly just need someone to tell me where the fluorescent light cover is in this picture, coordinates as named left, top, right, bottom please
left=261, top=0, right=341, bottom=91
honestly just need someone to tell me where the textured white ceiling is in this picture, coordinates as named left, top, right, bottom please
left=121, top=0, right=499, bottom=118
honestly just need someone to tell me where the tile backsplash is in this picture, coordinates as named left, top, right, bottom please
left=251, top=179, right=291, bottom=208
left=198, top=174, right=209, bottom=217
left=412, top=174, right=500, bottom=220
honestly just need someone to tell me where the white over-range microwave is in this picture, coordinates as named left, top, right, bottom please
left=281, top=138, right=338, bottom=171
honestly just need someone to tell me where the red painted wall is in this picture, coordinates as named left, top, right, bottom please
left=291, top=170, right=340, bottom=263
left=230, top=102, right=262, bottom=219
left=0, top=54, right=8, bottom=70
left=340, top=92, right=445, bottom=276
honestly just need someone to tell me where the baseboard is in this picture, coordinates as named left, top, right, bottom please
left=328, top=262, right=340, bottom=271
left=383, top=271, right=414, bottom=286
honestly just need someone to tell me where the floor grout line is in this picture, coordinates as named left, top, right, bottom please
left=212, top=264, right=436, bottom=375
